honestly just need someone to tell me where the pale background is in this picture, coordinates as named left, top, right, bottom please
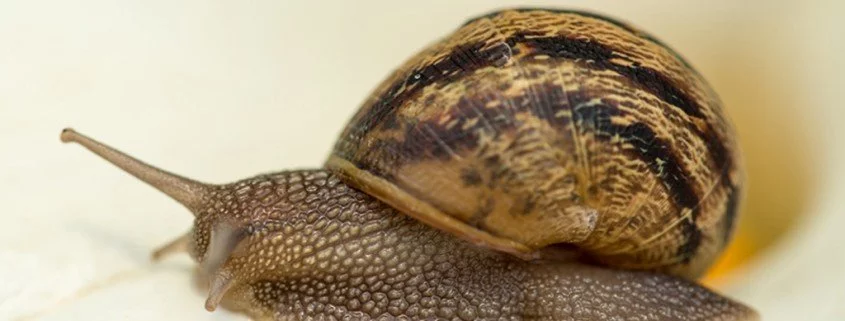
left=1, top=1, right=843, bottom=320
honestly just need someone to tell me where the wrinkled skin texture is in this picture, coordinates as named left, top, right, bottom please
left=190, top=170, right=755, bottom=321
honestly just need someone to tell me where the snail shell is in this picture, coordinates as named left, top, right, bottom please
left=327, top=8, right=743, bottom=278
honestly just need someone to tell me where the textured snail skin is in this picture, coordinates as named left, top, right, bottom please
left=330, top=8, right=743, bottom=279
left=194, top=170, right=755, bottom=321
left=61, top=128, right=756, bottom=319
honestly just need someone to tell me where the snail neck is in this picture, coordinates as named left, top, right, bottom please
left=195, top=169, right=524, bottom=318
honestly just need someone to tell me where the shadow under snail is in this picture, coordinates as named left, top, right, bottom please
left=61, top=8, right=756, bottom=321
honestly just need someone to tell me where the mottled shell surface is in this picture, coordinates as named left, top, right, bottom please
left=327, top=8, right=743, bottom=278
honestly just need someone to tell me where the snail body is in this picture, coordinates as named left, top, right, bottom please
left=62, top=8, right=753, bottom=321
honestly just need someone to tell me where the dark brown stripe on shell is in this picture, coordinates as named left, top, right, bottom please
left=569, top=101, right=700, bottom=210
left=517, top=34, right=704, bottom=119
left=463, top=8, right=695, bottom=69
left=566, top=98, right=702, bottom=262
left=397, top=93, right=513, bottom=162
left=678, top=222, right=703, bottom=264
left=702, top=127, right=734, bottom=187
left=348, top=42, right=513, bottom=145
left=351, top=90, right=518, bottom=181
left=721, top=185, right=741, bottom=243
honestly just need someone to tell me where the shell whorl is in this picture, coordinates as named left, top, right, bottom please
left=328, top=8, right=743, bottom=278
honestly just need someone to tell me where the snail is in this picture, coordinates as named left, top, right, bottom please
left=61, top=8, right=756, bottom=321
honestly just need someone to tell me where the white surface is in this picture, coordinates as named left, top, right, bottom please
left=1, top=1, right=843, bottom=320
